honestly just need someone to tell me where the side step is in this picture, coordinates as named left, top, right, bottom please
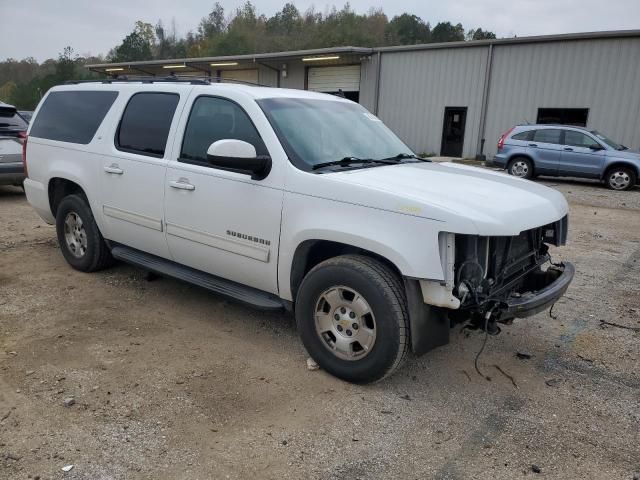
left=111, top=245, right=284, bottom=310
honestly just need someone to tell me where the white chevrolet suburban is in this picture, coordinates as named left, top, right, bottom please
left=23, top=78, right=574, bottom=383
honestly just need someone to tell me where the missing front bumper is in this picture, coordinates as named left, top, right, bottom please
left=503, top=262, right=575, bottom=318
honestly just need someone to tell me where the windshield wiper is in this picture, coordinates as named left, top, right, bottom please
left=311, top=156, right=398, bottom=171
left=378, top=153, right=430, bottom=162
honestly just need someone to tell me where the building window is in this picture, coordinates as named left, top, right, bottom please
left=537, top=108, right=588, bottom=127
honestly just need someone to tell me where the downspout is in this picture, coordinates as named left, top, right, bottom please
left=476, top=43, right=494, bottom=160
left=373, top=50, right=382, bottom=115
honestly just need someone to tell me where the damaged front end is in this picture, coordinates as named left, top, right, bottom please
left=406, top=216, right=573, bottom=356
left=449, top=215, right=573, bottom=330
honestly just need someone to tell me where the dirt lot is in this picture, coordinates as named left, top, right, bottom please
left=1, top=178, right=639, bottom=480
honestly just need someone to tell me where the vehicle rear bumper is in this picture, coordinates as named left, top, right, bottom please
left=491, top=154, right=508, bottom=168
left=24, top=178, right=55, bottom=224
left=505, top=262, right=575, bottom=318
left=0, top=162, right=25, bottom=185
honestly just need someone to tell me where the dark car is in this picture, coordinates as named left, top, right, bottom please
left=0, top=102, right=27, bottom=187
left=492, top=124, right=639, bottom=191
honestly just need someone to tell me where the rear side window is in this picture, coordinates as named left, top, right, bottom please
left=511, top=130, right=533, bottom=141
left=116, top=92, right=179, bottom=157
left=532, top=129, right=562, bottom=145
left=29, top=91, right=118, bottom=144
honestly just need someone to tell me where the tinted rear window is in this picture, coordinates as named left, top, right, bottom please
left=0, top=106, right=28, bottom=134
left=30, top=91, right=118, bottom=144
left=116, top=92, right=179, bottom=157
left=511, top=130, right=533, bottom=141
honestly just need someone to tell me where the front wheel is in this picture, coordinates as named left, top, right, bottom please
left=55, top=194, right=114, bottom=272
left=605, top=166, right=636, bottom=191
left=508, top=157, right=534, bottom=179
left=295, top=255, right=410, bottom=384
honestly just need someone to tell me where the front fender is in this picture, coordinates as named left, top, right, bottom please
left=278, top=191, right=446, bottom=301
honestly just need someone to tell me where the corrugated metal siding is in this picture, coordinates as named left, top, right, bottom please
left=307, top=65, right=361, bottom=92
left=359, top=55, right=378, bottom=113
left=484, top=37, right=640, bottom=156
left=258, top=65, right=279, bottom=87
left=376, top=46, right=488, bottom=157
left=280, top=62, right=305, bottom=89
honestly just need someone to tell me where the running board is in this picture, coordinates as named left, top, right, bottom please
left=110, top=245, right=284, bottom=310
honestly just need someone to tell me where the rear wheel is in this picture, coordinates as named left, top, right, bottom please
left=55, top=194, right=114, bottom=272
left=295, top=255, right=409, bottom=384
left=605, top=166, right=636, bottom=191
left=508, top=157, right=534, bottom=179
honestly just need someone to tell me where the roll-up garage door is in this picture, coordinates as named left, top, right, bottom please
left=221, top=69, right=259, bottom=84
left=307, top=65, right=361, bottom=93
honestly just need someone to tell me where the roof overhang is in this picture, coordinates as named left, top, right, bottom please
left=86, top=46, right=374, bottom=76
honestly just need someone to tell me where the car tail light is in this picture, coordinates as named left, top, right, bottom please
left=497, top=127, right=515, bottom=150
left=19, top=132, right=28, bottom=178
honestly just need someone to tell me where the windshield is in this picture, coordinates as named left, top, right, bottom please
left=590, top=130, right=624, bottom=150
left=257, top=98, right=413, bottom=171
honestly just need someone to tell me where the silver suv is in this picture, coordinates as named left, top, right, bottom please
left=0, top=102, right=28, bottom=187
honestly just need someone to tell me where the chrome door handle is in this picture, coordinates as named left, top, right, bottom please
left=528, top=143, right=538, bottom=148
left=104, top=164, right=124, bottom=175
left=564, top=147, right=574, bottom=151
left=169, top=180, right=195, bottom=191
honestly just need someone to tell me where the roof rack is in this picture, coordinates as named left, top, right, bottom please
left=65, top=75, right=272, bottom=88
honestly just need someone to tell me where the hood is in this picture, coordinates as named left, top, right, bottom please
left=327, top=161, right=569, bottom=236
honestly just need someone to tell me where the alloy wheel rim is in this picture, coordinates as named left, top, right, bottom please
left=314, top=286, right=376, bottom=361
left=609, top=171, right=630, bottom=190
left=512, top=160, right=529, bottom=177
left=63, top=211, right=88, bottom=258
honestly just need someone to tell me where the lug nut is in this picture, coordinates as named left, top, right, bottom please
left=349, top=312, right=356, bottom=319
left=346, top=330, right=352, bottom=336
left=337, top=325, right=343, bottom=332
left=334, top=314, right=340, bottom=320
left=352, top=323, right=359, bottom=330
left=340, top=307, right=347, bottom=314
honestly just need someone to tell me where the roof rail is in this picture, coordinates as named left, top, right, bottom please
left=64, top=75, right=273, bottom=88
left=65, top=75, right=211, bottom=85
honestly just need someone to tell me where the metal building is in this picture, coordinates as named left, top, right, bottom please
left=88, top=30, right=640, bottom=159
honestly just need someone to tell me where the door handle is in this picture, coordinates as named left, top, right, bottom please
left=563, top=147, right=574, bottom=151
left=169, top=179, right=195, bottom=191
left=104, top=164, right=124, bottom=175
left=528, top=143, right=538, bottom=147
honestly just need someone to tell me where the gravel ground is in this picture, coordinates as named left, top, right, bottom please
left=0, top=178, right=639, bottom=480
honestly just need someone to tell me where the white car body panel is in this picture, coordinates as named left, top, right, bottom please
left=24, top=82, right=569, bottom=306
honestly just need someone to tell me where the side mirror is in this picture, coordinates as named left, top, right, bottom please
left=589, top=144, right=604, bottom=151
left=206, top=139, right=271, bottom=180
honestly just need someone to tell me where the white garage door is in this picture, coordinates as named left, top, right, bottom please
left=221, top=69, right=259, bottom=84
left=307, top=65, right=361, bottom=92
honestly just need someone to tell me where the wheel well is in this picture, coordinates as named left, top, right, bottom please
left=48, top=178, right=86, bottom=217
left=603, top=162, right=638, bottom=180
left=508, top=155, right=534, bottom=171
left=290, top=240, right=403, bottom=300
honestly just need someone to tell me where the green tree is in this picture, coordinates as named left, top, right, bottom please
left=431, top=22, right=465, bottom=43
left=467, top=28, right=497, bottom=41
left=110, top=22, right=155, bottom=61
left=386, top=14, right=430, bottom=45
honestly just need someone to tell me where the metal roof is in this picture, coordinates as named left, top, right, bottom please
left=86, top=29, right=640, bottom=72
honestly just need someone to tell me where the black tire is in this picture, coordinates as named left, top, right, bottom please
left=605, top=165, right=636, bottom=191
left=295, top=255, right=409, bottom=384
left=55, top=194, right=114, bottom=272
left=507, top=157, right=534, bottom=179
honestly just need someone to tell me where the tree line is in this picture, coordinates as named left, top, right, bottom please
left=1, top=2, right=496, bottom=109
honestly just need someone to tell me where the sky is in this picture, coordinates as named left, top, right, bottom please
left=1, top=0, right=639, bottom=61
